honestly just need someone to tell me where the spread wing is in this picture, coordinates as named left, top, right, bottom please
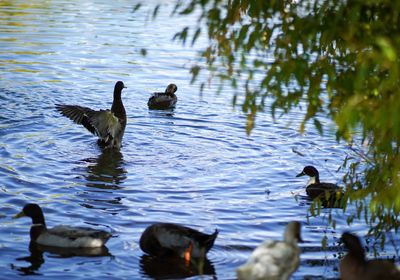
left=56, top=104, right=121, bottom=141
left=56, top=104, right=97, bottom=135
left=88, top=109, right=121, bottom=140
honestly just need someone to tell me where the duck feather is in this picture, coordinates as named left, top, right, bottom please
left=56, top=81, right=126, bottom=149
left=237, top=221, right=301, bottom=280
left=36, top=225, right=111, bottom=248
left=147, top=84, right=178, bottom=110
left=140, top=223, right=218, bottom=258
left=14, top=204, right=111, bottom=248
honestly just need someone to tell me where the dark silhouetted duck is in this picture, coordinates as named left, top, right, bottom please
left=56, top=81, right=127, bottom=149
left=340, top=232, right=400, bottom=280
left=139, top=223, right=218, bottom=262
left=14, top=203, right=111, bottom=248
left=296, top=165, right=343, bottom=206
left=147, top=84, right=178, bottom=110
left=237, top=221, right=302, bottom=280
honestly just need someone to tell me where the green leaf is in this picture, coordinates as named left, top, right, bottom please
left=190, top=66, right=201, bottom=84
left=191, top=28, right=201, bottom=46
left=313, top=118, right=323, bottom=135
left=132, top=3, right=141, bottom=13
left=246, top=113, right=255, bottom=136
left=152, top=4, right=160, bottom=19
left=140, top=48, right=147, bottom=56
left=321, top=235, right=327, bottom=250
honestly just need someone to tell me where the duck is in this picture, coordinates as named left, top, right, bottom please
left=56, top=81, right=127, bottom=149
left=147, top=84, right=178, bottom=110
left=296, top=165, right=343, bottom=206
left=139, top=223, right=218, bottom=263
left=13, top=203, right=111, bottom=248
left=340, top=232, right=400, bottom=280
left=237, top=221, right=302, bottom=280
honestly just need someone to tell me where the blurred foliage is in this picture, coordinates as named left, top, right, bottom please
left=140, top=0, right=400, bottom=238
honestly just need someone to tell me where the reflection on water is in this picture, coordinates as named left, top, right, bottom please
left=12, top=242, right=111, bottom=276
left=295, top=194, right=344, bottom=209
left=78, top=148, right=127, bottom=213
left=83, top=148, right=126, bottom=190
left=13, top=243, right=44, bottom=276
left=1, top=0, right=399, bottom=279
left=148, top=109, right=175, bottom=119
left=139, top=254, right=216, bottom=280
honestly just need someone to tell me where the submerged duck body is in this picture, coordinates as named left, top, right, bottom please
left=56, top=81, right=127, bottom=149
left=139, top=223, right=218, bottom=260
left=147, top=84, right=178, bottom=110
left=237, top=221, right=302, bottom=280
left=14, top=203, right=111, bottom=248
left=296, top=165, right=343, bottom=206
left=340, top=232, right=400, bottom=280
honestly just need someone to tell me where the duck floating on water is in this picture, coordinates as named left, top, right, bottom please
left=340, top=232, right=400, bottom=280
left=56, top=81, right=127, bottom=149
left=296, top=165, right=343, bottom=207
left=14, top=203, right=111, bottom=248
left=237, top=221, right=302, bottom=280
left=147, top=84, right=178, bottom=110
left=139, top=223, right=218, bottom=263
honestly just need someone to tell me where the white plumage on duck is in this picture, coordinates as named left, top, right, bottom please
left=14, top=203, right=111, bottom=248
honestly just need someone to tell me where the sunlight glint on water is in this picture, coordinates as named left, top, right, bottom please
left=0, top=1, right=397, bottom=279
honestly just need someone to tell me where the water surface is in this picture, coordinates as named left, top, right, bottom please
left=0, top=1, right=398, bottom=279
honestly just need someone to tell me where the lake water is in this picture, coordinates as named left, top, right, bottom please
left=0, top=1, right=398, bottom=279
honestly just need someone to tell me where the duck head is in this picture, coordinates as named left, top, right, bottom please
left=296, top=166, right=320, bottom=185
left=113, top=81, right=127, bottom=99
left=165, top=84, right=177, bottom=95
left=341, top=232, right=366, bottom=261
left=14, top=203, right=46, bottom=226
left=284, top=221, right=303, bottom=243
left=115, top=81, right=127, bottom=90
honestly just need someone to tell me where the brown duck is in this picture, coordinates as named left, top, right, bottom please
left=340, top=232, right=400, bottom=280
left=296, top=165, right=343, bottom=207
left=56, top=81, right=127, bottom=149
left=147, top=84, right=178, bottom=110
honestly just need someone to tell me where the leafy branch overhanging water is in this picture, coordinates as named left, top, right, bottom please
left=138, top=0, right=400, bottom=242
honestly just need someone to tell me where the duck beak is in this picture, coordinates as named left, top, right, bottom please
left=296, top=171, right=305, bottom=177
left=184, top=242, right=193, bottom=265
left=124, top=86, right=127, bottom=88
left=13, top=211, right=26, bottom=219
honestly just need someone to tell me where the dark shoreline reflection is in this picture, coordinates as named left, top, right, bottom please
left=139, top=254, right=216, bottom=279
left=12, top=242, right=111, bottom=275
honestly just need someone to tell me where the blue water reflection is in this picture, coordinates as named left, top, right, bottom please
left=0, top=0, right=398, bottom=279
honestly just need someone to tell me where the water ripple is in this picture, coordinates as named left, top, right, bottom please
left=0, top=0, right=398, bottom=279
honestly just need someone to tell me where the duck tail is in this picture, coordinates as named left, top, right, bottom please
left=203, top=229, right=218, bottom=252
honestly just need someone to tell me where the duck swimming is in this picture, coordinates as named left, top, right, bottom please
left=296, top=165, right=343, bottom=206
left=139, top=223, right=218, bottom=262
left=56, top=81, right=127, bottom=149
left=147, top=84, right=178, bottom=110
left=237, top=221, right=302, bottom=280
left=14, top=203, right=111, bottom=248
left=340, top=232, right=400, bottom=280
